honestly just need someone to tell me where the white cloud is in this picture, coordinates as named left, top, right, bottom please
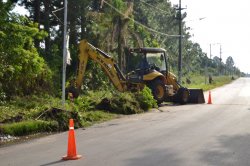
left=12, top=5, right=29, bottom=16
left=170, top=0, right=250, bottom=73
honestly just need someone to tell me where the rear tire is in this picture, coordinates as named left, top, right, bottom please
left=148, top=79, right=167, bottom=104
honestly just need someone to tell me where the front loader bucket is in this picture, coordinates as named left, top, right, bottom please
left=188, top=89, right=205, bottom=104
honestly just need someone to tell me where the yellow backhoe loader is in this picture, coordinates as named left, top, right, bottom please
left=66, top=40, right=205, bottom=104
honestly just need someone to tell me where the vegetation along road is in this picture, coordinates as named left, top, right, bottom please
left=0, top=77, right=250, bottom=166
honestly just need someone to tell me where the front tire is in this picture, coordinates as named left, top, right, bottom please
left=148, top=79, right=167, bottom=104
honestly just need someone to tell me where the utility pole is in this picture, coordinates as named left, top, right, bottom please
left=205, top=57, right=207, bottom=84
left=209, top=44, right=212, bottom=59
left=219, top=45, right=222, bottom=75
left=209, top=43, right=221, bottom=77
left=176, top=0, right=184, bottom=83
left=62, top=0, right=68, bottom=106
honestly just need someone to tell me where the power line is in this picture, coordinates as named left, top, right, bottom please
left=51, top=8, right=64, bottom=25
left=103, top=0, right=179, bottom=38
left=140, top=0, right=172, bottom=16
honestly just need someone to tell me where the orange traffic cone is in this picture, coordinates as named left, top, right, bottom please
left=207, top=91, right=212, bottom=104
left=62, top=119, right=82, bottom=160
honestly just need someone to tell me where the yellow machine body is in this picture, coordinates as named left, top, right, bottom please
left=68, top=40, right=205, bottom=104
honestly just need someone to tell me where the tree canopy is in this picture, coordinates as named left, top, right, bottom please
left=0, top=1, right=52, bottom=97
left=0, top=0, right=242, bottom=98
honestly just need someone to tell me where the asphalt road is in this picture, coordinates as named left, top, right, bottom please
left=1, top=77, right=250, bottom=166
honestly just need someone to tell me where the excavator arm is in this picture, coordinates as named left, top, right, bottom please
left=75, top=40, right=127, bottom=92
left=67, top=40, right=204, bottom=104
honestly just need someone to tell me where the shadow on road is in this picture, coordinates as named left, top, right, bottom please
left=40, top=159, right=67, bottom=166
left=158, top=103, right=178, bottom=107
left=158, top=102, right=202, bottom=107
left=199, top=134, right=250, bottom=166
left=126, top=148, right=183, bottom=166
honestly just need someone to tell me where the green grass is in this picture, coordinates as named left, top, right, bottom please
left=0, top=120, right=58, bottom=136
left=80, top=111, right=115, bottom=127
left=0, top=76, right=234, bottom=137
left=0, top=88, right=157, bottom=136
left=0, top=94, right=116, bottom=136
left=182, top=75, right=237, bottom=91
left=0, top=95, right=62, bottom=123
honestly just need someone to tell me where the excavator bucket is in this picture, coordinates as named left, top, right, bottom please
left=188, top=89, right=205, bottom=104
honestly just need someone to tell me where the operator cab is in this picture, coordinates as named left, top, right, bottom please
left=126, top=47, right=168, bottom=83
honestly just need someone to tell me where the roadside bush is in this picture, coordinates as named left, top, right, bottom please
left=96, top=92, right=142, bottom=114
left=38, top=108, right=83, bottom=131
left=111, top=92, right=143, bottom=114
left=135, top=87, right=158, bottom=111
left=73, top=91, right=111, bottom=112
left=96, top=87, right=157, bottom=114
left=0, top=15, right=51, bottom=97
left=0, top=87, right=157, bottom=137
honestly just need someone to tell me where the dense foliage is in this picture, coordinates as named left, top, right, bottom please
left=0, top=87, right=157, bottom=136
left=0, top=0, right=244, bottom=139
left=0, top=1, right=51, bottom=98
left=0, top=0, right=242, bottom=99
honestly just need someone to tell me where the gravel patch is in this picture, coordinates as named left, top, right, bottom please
left=0, top=134, right=19, bottom=143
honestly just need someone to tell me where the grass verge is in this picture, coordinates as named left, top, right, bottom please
left=0, top=87, right=157, bottom=137
left=0, top=75, right=235, bottom=138
left=182, top=75, right=237, bottom=91
left=0, top=120, right=58, bottom=136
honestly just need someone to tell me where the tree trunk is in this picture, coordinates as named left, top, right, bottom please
left=68, top=0, right=78, bottom=47
left=117, top=1, right=134, bottom=73
left=34, top=0, right=41, bottom=48
left=117, top=17, right=124, bottom=72
left=44, top=0, right=51, bottom=58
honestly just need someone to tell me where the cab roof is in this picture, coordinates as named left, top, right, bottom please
left=129, top=47, right=166, bottom=53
